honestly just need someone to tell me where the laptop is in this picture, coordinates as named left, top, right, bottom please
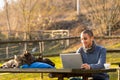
left=60, top=53, right=83, bottom=69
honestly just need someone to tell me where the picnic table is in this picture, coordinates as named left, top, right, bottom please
left=0, top=68, right=117, bottom=80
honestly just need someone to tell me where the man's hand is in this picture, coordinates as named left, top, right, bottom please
left=81, top=63, right=90, bottom=69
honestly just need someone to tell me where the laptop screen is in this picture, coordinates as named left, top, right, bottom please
left=60, top=53, right=83, bottom=69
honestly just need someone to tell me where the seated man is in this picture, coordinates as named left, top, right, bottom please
left=70, top=29, right=109, bottom=80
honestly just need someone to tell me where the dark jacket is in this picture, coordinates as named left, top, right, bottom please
left=76, top=42, right=109, bottom=80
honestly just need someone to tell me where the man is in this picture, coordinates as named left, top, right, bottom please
left=70, top=29, right=109, bottom=80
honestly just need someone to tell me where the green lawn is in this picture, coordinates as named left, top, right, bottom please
left=0, top=53, right=119, bottom=80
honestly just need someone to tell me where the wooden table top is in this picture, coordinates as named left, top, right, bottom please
left=0, top=68, right=117, bottom=73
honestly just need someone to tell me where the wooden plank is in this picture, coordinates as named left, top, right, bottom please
left=111, top=62, right=120, bottom=67
left=0, top=36, right=120, bottom=44
left=0, top=49, right=119, bottom=61
left=107, top=49, right=120, bottom=53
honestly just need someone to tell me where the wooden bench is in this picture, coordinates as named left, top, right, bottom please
left=111, top=62, right=120, bottom=67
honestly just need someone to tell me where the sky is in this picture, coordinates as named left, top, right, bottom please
left=0, top=0, right=4, bottom=9
left=0, top=0, right=15, bottom=9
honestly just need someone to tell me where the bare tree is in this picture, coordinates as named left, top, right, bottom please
left=4, top=0, right=11, bottom=39
left=18, top=0, right=39, bottom=40
left=80, top=0, right=120, bottom=36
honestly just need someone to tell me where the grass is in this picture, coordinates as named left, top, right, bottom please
left=0, top=56, right=63, bottom=80
left=106, top=53, right=119, bottom=80
left=0, top=53, right=119, bottom=80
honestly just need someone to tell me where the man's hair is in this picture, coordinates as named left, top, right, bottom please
left=81, top=29, right=94, bottom=37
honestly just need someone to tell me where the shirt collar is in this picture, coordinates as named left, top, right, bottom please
left=83, top=41, right=96, bottom=53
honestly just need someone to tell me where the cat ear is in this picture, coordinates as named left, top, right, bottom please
left=25, top=50, right=28, bottom=53
left=14, top=55, right=17, bottom=59
left=23, top=50, right=28, bottom=55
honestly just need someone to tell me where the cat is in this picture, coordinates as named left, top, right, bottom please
left=1, top=51, right=55, bottom=68
left=0, top=55, right=19, bottom=68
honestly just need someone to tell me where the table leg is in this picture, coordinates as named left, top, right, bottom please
left=49, top=73, right=64, bottom=80
left=40, top=73, right=43, bottom=79
left=58, top=77, right=64, bottom=80
left=82, top=76, right=88, bottom=80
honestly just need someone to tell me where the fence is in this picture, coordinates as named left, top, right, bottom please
left=0, top=36, right=120, bottom=61
left=0, top=30, right=70, bottom=59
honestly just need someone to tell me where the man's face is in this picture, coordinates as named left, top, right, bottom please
left=81, top=33, right=94, bottom=48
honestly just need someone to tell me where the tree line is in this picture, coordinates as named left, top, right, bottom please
left=0, top=0, right=119, bottom=40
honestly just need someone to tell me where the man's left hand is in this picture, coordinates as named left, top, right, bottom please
left=81, top=63, right=91, bottom=69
